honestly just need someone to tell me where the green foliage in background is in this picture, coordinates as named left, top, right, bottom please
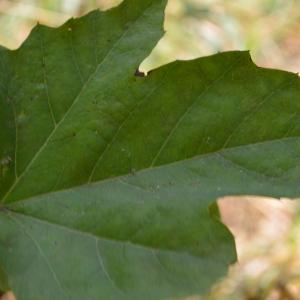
left=0, top=0, right=300, bottom=299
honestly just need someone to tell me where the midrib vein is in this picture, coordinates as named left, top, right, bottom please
left=5, top=135, right=300, bottom=207
left=6, top=210, right=199, bottom=258
left=1, top=3, right=155, bottom=204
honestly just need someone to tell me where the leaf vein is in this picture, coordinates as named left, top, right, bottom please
left=95, top=238, right=125, bottom=296
left=88, top=77, right=168, bottom=182
left=7, top=212, right=68, bottom=298
left=222, top=77, right=298, bottom=148
left=1, top=4, right=155, bottom=203
left=150, top=54, right=244, bottom=167
left=37, top=26, right=57, bottom=127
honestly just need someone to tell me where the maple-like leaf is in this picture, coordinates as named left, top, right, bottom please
left=1, top=0, right=300, bottom=299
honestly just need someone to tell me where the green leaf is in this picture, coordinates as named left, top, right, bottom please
left=1, top=0, right=300, bottom=299
left=0, top=263, right=9, bottom=294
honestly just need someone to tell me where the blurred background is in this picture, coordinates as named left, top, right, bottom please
left=0, top=1, right=300, bottom=299
left=0, top=0, right=300, bottom=72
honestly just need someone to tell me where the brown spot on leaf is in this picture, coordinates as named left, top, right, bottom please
left=134, top=69, right=146, bottom=77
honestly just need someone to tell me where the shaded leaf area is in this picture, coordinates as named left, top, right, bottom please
left=0, top=174, right=234, bottom=300
left=2, top=136, right=300, bottom=299
left=0, top=0, right=168, bottom=202
left=2, top=48, right=300, bottom=203
left=0, top=264, right=9, bottom=294
left=1, top=0, right=300, bottom=299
